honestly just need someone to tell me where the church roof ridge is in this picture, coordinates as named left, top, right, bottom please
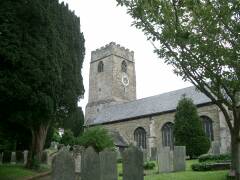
left=88, top=86, right=212, bottom=125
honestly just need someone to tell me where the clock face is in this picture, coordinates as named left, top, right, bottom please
left=122, top=74, right=129, bottom=86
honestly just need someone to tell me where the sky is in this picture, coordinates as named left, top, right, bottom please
left=61, top=0, right=192, bottom=111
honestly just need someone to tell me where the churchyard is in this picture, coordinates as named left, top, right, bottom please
left=0, top=144, right=229, bottom=180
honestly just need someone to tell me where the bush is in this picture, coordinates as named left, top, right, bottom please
left=199, top=154, right=231, bottom=163
left=117, top=158, right=123, bottom=163
left=192, top=162, right=230, bottom=171
left=76, top=127, right=114, bottom=152
left=60, top=129, right=75, bottom=146
left=144, top=161, right=156, bottom=170
left=2, top=151, right=11, bottom=163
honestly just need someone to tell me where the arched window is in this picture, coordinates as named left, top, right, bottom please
left=162, top=122, right=174, bottom=149
left=201, top=116, right=214, bottom=141
left=134, top=127, right=146, bottom=149
left=98, top=61, right=104, bottom=72
left=121, top=61, right=127, bottom=73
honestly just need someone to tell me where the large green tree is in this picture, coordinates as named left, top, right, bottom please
left=0, top=0, right=84, bottom=168
left=117, top=0, right=240, bottom=178
left=174, top=96, right=210, bottom=158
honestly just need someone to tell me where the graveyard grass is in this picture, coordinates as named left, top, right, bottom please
left=118, top=160, right=228, bottom=180
left=0, top=164, right=50, bottom=180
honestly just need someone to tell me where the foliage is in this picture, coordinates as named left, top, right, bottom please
left=0, top=0, right=84, bottom=168
left=116, top=0, right=240, bottom=175
left=60, top=129, right=75, bottom=146
left=199, top=154, right=231, bottom=163
left=63, top=107, right=84, bottom=137
left=144, top=161, right=156, bottom=170
left=174, top=96, right=210, bottom=158
left=191, top=162, right=230, bottom=171
left=76, top=127, right=114, bottom=152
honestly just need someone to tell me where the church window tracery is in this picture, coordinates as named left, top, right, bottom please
left=201, top=116, right=214, bottom=141
left=121, top=60, right=127, bottom=73
left=162, top=122, right=174, bottom=149
left=98, top=61, right=104, bottom=72
left=134, top=127, right=147, bottom=149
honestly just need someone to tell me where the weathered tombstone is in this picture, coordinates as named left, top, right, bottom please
left=99, top=149, right=118, bottom=180
left=157, top=147, right=173, bottom=173
left=16, top=151, right=24, bottom=164
left=52, top=150, right=75, bottom=180
left=0, top=152, right=3, bottom=164
left=212, top=141, right=220, bottom=155
left=23, top=150, right=28, bottom=165
left=73, top=145, right=84, bottom=174
left=122, top=146, right=144, bottom=180
left=11, top=152, right=16, bottom=164
left=150, top=147, right=157, bottom=161
left=81, top=147, right=100, bottom=180
left=173, top=146, right=186, bottom=171
left=51, top=141, right=59, bottom=150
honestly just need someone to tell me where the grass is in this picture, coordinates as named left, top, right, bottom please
left=0, top=164, right=50, bottom=180
left=118, top=160, right=228, bottom=180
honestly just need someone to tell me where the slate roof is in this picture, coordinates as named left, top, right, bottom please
left=89, top=86, right=212, bottom=125
left=108, top=131, right=129, bottom=147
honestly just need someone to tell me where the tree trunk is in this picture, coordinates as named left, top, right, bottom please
left=230, top=130, right=240, bottom=180
left=26, top=123, right=49, bottom=169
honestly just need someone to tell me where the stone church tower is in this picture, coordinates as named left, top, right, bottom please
left=85, top=42, right=136, bottom=124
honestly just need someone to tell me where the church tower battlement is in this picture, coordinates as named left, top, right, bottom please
left=85, top=42, right=136, bottom=124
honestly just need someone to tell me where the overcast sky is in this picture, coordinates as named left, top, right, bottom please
left=61, top=0, right=192, bottom=111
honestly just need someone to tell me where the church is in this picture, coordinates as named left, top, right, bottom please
left=85, top=42, right=231, bottom=158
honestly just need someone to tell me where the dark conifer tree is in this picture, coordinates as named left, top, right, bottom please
left=174, top=96, right=210, bottom=158
left=0, top=0, right=84, bottom=168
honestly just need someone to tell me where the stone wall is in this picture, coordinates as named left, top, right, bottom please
left=102, top=104, right=229, bottom=157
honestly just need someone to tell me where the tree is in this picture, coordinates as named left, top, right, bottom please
left=116, top=0, right=240, bottom=178
left=63, top=107, right=84, bottom=137
left=174, top=96, right=210, bottom=158
left=0, top=0, right=84, bottom=168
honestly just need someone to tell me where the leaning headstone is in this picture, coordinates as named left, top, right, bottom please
left=150, top=147, right=157, bottom=161
left=11, top=152, right=16, bottom=164
left=23, top=150, right=28, bottom=165
left=122, top=146, right=144, bottom=180
left=173, top=146, right=186, bottom=171
left=157, top=147, right=173, bottom=173
left=0, top=152, right=3, bottom=164
left=99, top=149, right=118, bottom=180
left=52, top=149, right=75, bottom=180
left=81, top=147, right=100, bottom=180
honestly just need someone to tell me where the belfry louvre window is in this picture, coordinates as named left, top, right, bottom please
left=98, top=61, right=104, bottom=72
left=134, top=127, right=146, bottom=149
left=201, top=116, right=214, bottom=141
left=162, top=122, right=174, bottom=149
left=121, top=60, right=127, bottom=73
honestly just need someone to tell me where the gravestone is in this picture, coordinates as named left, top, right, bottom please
left=73, top=145, right=84, bottom=174
left=0, top=152, right=2, bottom=164
left=122, top=146, right=144, bottom=180
left=16, top=151, right=24, bottom=164
left=3, top=151, right=11, bottom=163
left=23, top=150, right=28, bottom=165
left=150, top=147, right=157, bottom=161
left=81, top=147, right=100, bottom=180
left=50, top=141, right=59, bottom=150
left=99, top=149, right=118, bottom=180
left=212, top=141, right=220, bottom=155
left=52, top=150, right=75, bottom=180
left=157, top=147, right=173, bottom=173
left=173, top=146, right=186, bottom=171
left=11, top=152, right=16, bottom=164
